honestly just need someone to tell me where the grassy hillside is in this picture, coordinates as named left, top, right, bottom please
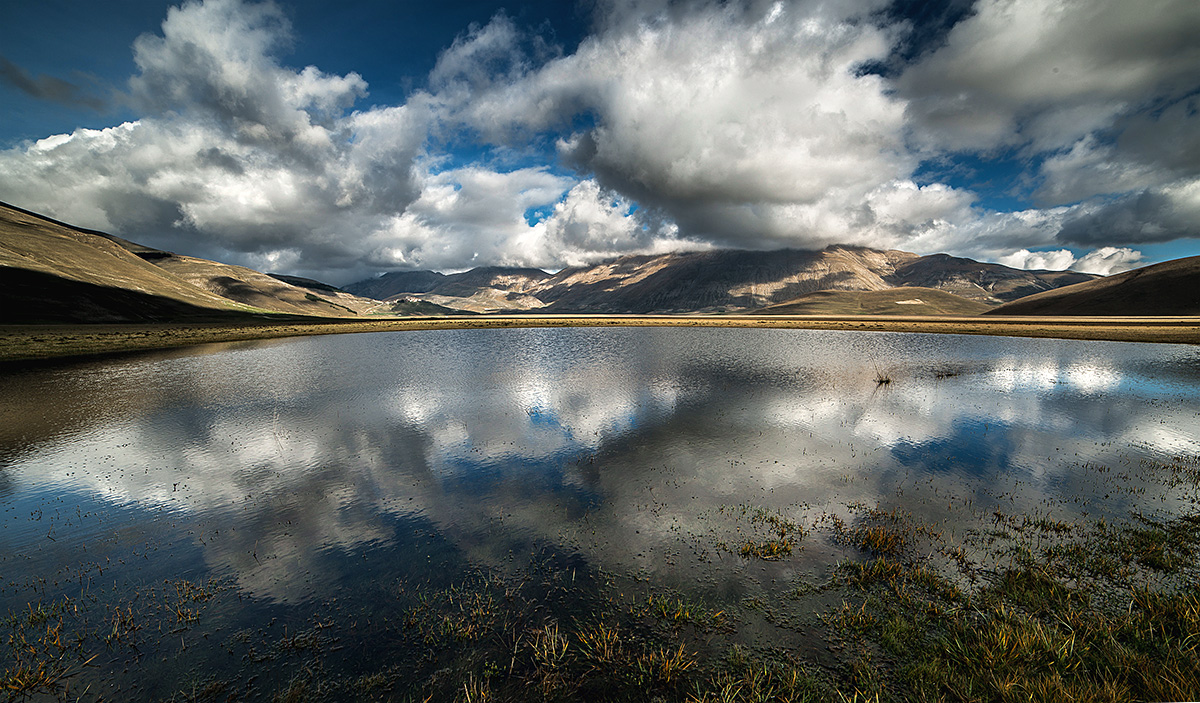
left=0, top=201, right=381, bottom=323
left=988, top=256, right=1200, bottom=316
left=756, top=287, right=993, bottom=316
left=0, top=203, right=267, bottom=322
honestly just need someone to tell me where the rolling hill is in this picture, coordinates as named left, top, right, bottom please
left=10, top=199, right=1182, bottom=323
left=0, top=201, right=382, bottom=323
left=987, top=256, right=1200, bottom=316
left=756, top=287, right=993, bottom=316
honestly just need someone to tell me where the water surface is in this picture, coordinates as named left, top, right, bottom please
left=2, top=327, right=1198, bottom=698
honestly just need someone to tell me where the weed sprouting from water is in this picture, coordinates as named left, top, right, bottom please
left=6, top=465, right=1200, bottom=702
left=0, top=597, right=95, bottom=701
left=716, top=504, right=806, bottom=561
left=820, top=500, right=1200, bottom=702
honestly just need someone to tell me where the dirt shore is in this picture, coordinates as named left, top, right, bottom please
left=2, top=314, right=1198, bottom=363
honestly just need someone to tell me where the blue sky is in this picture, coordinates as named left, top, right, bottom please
left=1, top=0, right=1197, bottom=284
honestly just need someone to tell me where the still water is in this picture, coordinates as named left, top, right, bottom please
left=1, top=327, right=1199, bottom=698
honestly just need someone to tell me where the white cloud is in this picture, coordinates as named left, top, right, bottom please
left=997, top=248, right=1077, bottom=271
left=433, top=1, right=950, bottom=250
left=0, top=0, right=430, bottom=283
left=364, top=171, right=694, bottom=271
left=0, top=0, right=1196, bottom=281
left=1071, top=246, right=1144, bottom=275
left=540, top=180, right=697, bottom=267
left=997, top=246, right=1143, bottom=275
left=898, top=0, right=1200, bottom=153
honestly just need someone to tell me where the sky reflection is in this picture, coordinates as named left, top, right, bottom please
left=1, top=328, right=1199, bottom=606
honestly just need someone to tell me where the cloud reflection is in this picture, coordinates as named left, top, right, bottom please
left=2, top=329, right=1199, bottom=603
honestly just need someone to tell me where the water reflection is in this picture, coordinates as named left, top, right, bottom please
left=1, top=328, right=1199, bottom=628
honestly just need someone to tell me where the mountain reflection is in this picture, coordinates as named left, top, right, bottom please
left=2, top=328, right=1199, bottom=603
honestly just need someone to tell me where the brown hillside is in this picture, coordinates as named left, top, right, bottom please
left=756, top=287, right=992, bottom=316
left=151, top=254, right=379, bottom=317
left=987, top=256, right=1200, bottom=316
left=0, top=202, right=260, bottom=322
left=0, top=201, right=381, bottom=323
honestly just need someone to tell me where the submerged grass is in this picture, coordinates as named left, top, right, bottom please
left=820, top=505, right=1200, bottom=703
left=717, top=504, right=807, bottom=561
left=5, top=463, right=1200, bottom=701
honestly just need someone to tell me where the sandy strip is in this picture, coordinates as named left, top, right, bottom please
left=1, top=314, right=1198, bottom=363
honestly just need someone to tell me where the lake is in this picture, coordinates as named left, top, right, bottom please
left=2, top=327, right=1199, bottom=700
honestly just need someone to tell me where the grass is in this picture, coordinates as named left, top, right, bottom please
left=5, top=463, right=1200, bottom=702
left=5, top=513, right=1199, bottom=702
left=0, top=597, right=95, bottom=701
left=718, top=504, right=806, bottom=561
left=817, top=506, right=1200, bottom=703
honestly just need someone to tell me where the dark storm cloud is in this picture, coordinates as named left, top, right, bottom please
left=1057, top=187, right=1200, bottom=247
left=0, top=56, right=105, bottom=110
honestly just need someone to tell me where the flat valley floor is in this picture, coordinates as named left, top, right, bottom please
left=2, top=314, right=1199, bottom=363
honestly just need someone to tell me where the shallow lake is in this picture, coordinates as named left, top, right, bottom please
left=2, top=327, right=1199, bottom=699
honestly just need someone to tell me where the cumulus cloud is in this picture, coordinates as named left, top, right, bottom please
left=1071, top=247, right=1144, bottom=275
left=432, top=0, right=970, bottom=250
left=897, top=0, right=1200, bottom=153
left=0, top=0, right=1197, bottom=281
left=891, top=0, right=1200, bottom=255
left=997, top=246, right=1143, bottom=275
left=364, top=172, right=693, bottom=270
left=427, top=0, right=1199, bottom=260
left=996, top=248, right=1077, bottom=272
left=0, top=0, right=429, bottom=283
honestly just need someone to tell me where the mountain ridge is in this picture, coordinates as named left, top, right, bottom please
left=345, top=246, right=1099, bottom=314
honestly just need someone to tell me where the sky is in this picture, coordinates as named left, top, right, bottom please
left=1, top=0, right=1198, bottom=285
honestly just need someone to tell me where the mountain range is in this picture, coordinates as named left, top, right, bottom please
left=344, top=247, right=1097, bottom=314
left=3, top=200, right=1197, bottom=323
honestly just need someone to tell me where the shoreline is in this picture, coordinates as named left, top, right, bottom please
left=2, top=314, right=1199, bottom=363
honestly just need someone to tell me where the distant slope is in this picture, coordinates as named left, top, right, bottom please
left=5, top=198, right=1125, bottom=324
left=536, top=247, right=917, bottom=313
left=756, top=287, right=992, bottom=316
left=386, top=298, right=474, bottom=316
left=889, top=254, right=1097, bottom=303
left=0, top=202, right=262, bottom=323
left=987, top=256, right=1200, bottom=315
left=343, top=270, right=448, bottom=299
left=346, top=267, right=550, bottom=302
left=0, top=201, right=380, bottom=323
left=150, top=254, right=380, bottom=316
